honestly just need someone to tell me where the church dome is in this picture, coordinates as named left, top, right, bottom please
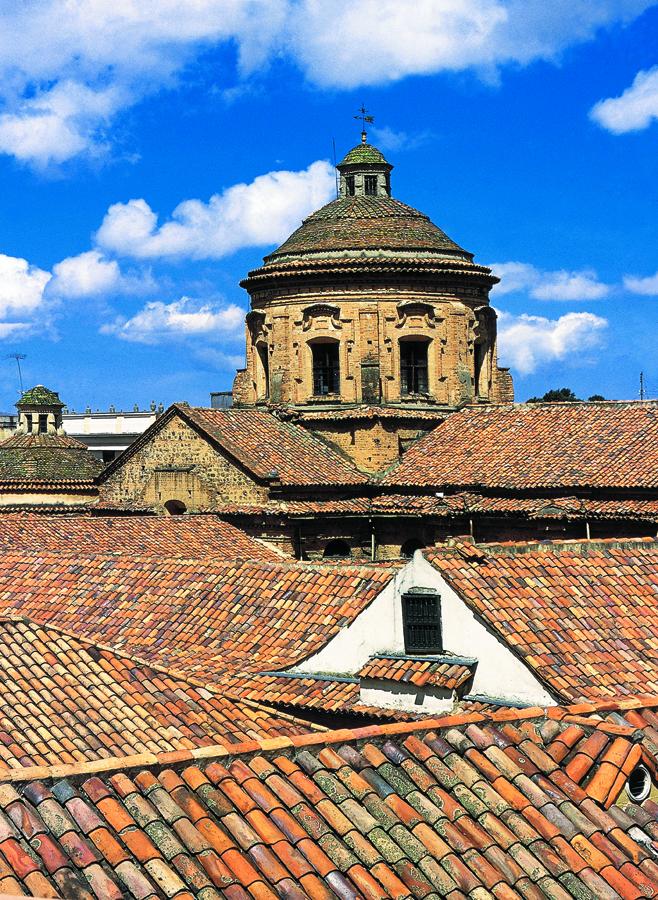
left=264, top=196, right=472, bottom=266
left=246, top=139, right=483, bottom=282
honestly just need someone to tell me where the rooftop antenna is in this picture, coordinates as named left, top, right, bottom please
left=5, top=353, right=26, bottom=396
left=332, top=137, right=339, bottom=199
left=640, top=371, right=646, bottom=401
left=354, top=103, right=374, bottom=143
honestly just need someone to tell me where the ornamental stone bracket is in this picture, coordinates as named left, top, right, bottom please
left=300, top=303, right=342, bottom=331
left=246, top=310, right=269, bottom=343
left=395, top=300, right=439, bottom=329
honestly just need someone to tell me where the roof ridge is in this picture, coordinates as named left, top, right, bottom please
left=6, top=695, right=658, bottom=785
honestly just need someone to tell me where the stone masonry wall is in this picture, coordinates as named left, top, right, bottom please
left=101, top=415, right=268, bottom=511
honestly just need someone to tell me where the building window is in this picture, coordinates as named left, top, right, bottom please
left=257, top=344, right=269, bottom=399
left=25, top=414, right=33, bottom=433
left=164, top=499, right=187, bottom=516
left=345, top=175, right=355, bottom=196
left=312, top=342, right=340, bottom=395
left=401, top=538, right=425, bottom=558
left=626, top=765, right=651, bottom=803
left=323, top=539, right=351, bottom=559
left=402, top=590, right=442, bottom=653
left=364, top=175, right=378, bottom=196
left=400, top=340, right=429, bottom=395
left=38, top=414, right=48, bottom=434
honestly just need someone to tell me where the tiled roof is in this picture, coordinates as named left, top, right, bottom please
left=384, top=400, right=658, bottom=490
left=102, top=405, right=368, bottom=488
left=261, top=195, right=474, bottom=265
left=358, top=654, right=475, bottom=690
left=0, top=513, right=281, bottom=560
left=0, top=555, right=399, bottom=679
left=0, top=433, right=102, bottom=484
left=0, top=617, right=314, bottom=769
left=2, top=700, right=658, bottom=898
left=427, top=537, right=658, bottom=701
left=338, top=142, right=390, bottom=166
left=230, top=672, right=419, bottom=720
left=232, top=672, right=406, bottom=719
left=17, top=385, right=63, bottom=407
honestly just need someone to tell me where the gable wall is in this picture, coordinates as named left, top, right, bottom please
left=296, top=554, right=554, bottom=706
left=101, top=416, right=269, bottom=511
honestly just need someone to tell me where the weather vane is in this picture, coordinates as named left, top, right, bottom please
left=354, top=104, right=374, bottom=143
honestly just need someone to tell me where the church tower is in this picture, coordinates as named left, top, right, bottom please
left=233, top=134, right=513, bottom=471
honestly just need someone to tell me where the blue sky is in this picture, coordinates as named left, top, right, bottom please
left=0, top=1, right=657, bottom=411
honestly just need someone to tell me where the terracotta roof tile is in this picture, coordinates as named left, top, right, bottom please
left=384, top=400, right=658, bottom=490
left=1, top=699, right=658, bottom=898
left=0, top=554, right=399, bottom=680
left=0, top=616, right=315, bottom=769
left=0, top=513, right=280, bottom=560
left=358, top=654, right=475, bottom=690
left=426, top=538, right=658, bottom=701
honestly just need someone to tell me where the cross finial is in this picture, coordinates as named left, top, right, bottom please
left=354, top=104, right=374, bottom=143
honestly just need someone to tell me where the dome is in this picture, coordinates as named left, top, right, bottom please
left=338, top=142, right=390, bottom=167
left=0, top=433, right=102, bottom=484
left=262, top=196, right=473, bottom=266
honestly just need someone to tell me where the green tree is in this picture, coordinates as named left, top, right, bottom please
left=588, top=394, right=606, bottom=401
left=527, top=387, right=580, bottom=403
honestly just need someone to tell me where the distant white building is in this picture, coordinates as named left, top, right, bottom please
left=62, top=404, right=163, bottom=462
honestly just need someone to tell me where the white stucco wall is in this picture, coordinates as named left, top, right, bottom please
left=360, top=679, right=455, bottom=714
left=296, top=552, right=555, bottom=707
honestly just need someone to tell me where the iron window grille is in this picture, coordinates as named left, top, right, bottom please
left=400, top=340, right=429, bottom=394
left=364, top=175, right=378, bottom=196
left=345, top=176, right=355, bottom=196
left=402, top=590, right=442, bottom=653
left=312, top=343, right=340, bottom=395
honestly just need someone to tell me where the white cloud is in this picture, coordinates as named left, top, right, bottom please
left=50, top=251, right=122, bottom=299
left=0, top=254, right=52, bottom=318
left=368, top=126, right=433, bottom=153
left=96, top=160, right=335, bottom=259
left=0, top=81, right=123, bottom=167
left=101, top=297, right=245, bottom=343
left=0, top=1, right=653, bottom=165
left=497, top=309, right=608, bottom=374
left=624, top=271, right=658, bottom=295
left=49, top=249, right=155, bottom=299
left=288, top=0, right=655, bottom=88
left=591, top=66, right=658, bottom=134
left=491, top=261, right=611, bottom=300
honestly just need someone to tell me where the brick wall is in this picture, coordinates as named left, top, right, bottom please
left=101, top=415, right=268, bottom=511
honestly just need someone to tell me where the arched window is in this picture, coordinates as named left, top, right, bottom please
left=164, top=499, right=187, bottom=516
left=312, top=342, right=340, bottom=396
left=323, top=539, right=351, bottom=559
left=402, top=589, right=442, bottom=653
left=400, top=339, right=429, bottom=395
left=401, top=538, right=425, bottom=558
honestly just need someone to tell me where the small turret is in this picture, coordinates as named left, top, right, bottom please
left=16, top=385, right=65, bottom=435
left=337, top=136, right=393, bottom=199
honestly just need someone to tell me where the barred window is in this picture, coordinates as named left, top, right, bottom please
left=402, top=590, right=442, bottom=653
left=364, top=175, right=378, bottom=196
left=312, top=342, right=340, bottom=395
left=400, top=340, right=429, bottom=395
left=345, top=175, right=355, bottom=196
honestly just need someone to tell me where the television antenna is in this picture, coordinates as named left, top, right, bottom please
left=5, top=353, right=26, bottom=395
